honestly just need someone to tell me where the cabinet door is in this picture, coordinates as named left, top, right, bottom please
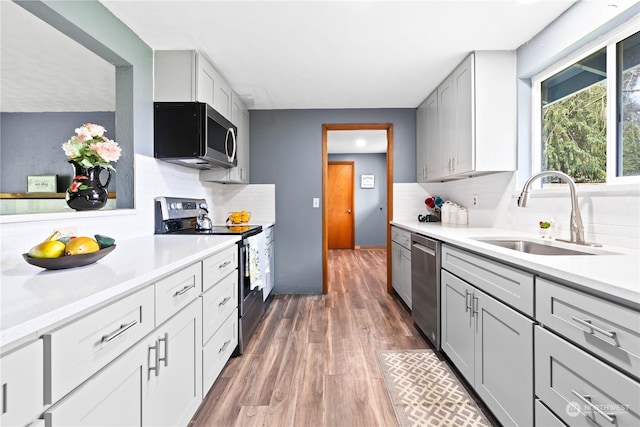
left=196, top=54, right=216, bottom=108
left=416, top=99, right=428, bottom=182
left=474, top=289, right=534, bottom=427
left=228, top=94, right=250, bottom=183
left=400, top=246, right=412, bottom=307
left=452, top=54, right=474, bottom=175
left=425, top=91, right=441, bottom=181
left=45, top=342, right=145, bottom=427
left=441, top=270, right=475, bottom=384
left=0, top=340, right=44, bottom=427
left=391, top=242, right=402, bottom=295
left=144, top=300, right=202, bottom=427
left=438, top=76, right=454, bottom=177
left=213, top=75, right=231, bottom=120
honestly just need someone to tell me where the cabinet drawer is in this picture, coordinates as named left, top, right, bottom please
left=202, top=246, right=237, bottom=293
left=535, top=399, right=566, bottom=427
left=442, top=244, right=534, bottom=316
left=537, top=278, right=640, bottom=379
left=156, top=262, right=201, bottom=326
left=44, top=285, right=154, bottom=404
left=202, top=309, right=238, bottom=396
left=391, top=227, right=411, bottom=249
left=0, top=340, right=44, bottom=427
left=202, top=272, right=238, bottom=345
left=535, top=326, right=640, bottom=427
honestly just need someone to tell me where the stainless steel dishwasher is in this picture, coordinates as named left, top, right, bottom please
left=411, top=233, right=441, bottom=350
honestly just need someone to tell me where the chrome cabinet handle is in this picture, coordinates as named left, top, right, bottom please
left=473, top=296, right=479, bottom=317
left=571, top=316, right=617, bottom=339
left=218, top=260, right=232, bottom=269
left=174, top=283, right=195, bottom=296
left=102, top=320, right=138, bottom=343
left=465, top=290, right=471, bottom=313
left=158, top=333, right=168, bottom=367
left=148, top=340, right=160, bottom=378
left=218, top=296, right=232, bottom=307
left=2, top=383, right=7, bottom=414
left=571, top=390, right=617, bottom=424
left=218, top=340, right=231, bottom=354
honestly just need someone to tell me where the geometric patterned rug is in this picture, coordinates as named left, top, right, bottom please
left=375, top=349, right=493, bottom=427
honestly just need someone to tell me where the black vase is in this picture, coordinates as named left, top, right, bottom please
left=65, top=161, right=112, bottom=211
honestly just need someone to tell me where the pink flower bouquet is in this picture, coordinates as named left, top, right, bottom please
left=62, top=123, right=122, bottom=169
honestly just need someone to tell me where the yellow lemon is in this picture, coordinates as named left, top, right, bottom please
left=65, top=236, right=100, bottom=256
left=28, top=240, right=66, bottom=258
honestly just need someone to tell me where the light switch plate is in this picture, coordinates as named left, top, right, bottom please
left=313, top=198, right=319, bottom=208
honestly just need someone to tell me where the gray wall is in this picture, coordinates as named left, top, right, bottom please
left=1, top=112, right=115, bottom=193
left=328, top=153, right=387, bottom=247
left=250, top=109, right=415, bottom=294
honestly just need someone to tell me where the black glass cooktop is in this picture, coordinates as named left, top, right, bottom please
left=170, top=224, right=263, bottom=236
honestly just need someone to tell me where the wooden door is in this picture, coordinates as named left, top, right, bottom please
left=328, top=162, right=354, bottom=249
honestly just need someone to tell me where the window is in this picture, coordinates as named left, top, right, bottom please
left=533, top=23, right=639, bottom=186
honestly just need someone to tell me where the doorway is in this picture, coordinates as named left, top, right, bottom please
left=327, top=161, right=355, bottom=249
left=322, top=123, right=394, bottom=294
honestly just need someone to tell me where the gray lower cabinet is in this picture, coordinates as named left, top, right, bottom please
left=535, top=326, right=640, bottom=426
left=391, top=226, right=412, bottom=307
left=441, top=269, right=534, bottom=426
left=45, top=300, right=201, bottom=427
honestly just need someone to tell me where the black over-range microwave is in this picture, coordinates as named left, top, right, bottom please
left=154, top=102, right=237, bottom=169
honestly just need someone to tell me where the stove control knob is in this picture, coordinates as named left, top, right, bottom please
left=176, top=202, right=182, bottom=210
left=170, top=203, right=177, bottom=210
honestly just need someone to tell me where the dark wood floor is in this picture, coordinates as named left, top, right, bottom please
left=189, top=248, right=428, bottom=427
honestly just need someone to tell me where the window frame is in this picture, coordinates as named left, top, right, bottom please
left=531, top=19, right=640, bottom=187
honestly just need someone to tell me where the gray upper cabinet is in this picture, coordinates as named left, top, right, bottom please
left=154, top=50, right=231, bottom=121
left=416, top=51, right=516, bottom=182
left=154, top=50, right=251, bottom=184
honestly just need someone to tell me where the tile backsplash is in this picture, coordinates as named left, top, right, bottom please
left=394, top=172, right=640, bottom=250
left=0, top=155, right=276, bottom=263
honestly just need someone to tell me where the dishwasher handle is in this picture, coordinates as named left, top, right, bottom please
left=412, top=242, right=436, bottom=257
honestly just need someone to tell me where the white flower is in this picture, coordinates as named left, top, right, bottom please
left=75, top=123, right=106, bottom=141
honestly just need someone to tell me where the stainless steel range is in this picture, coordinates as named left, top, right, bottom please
left=154, top=196, right=264, bottom=355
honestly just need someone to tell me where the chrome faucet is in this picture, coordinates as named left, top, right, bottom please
left=518, top=170, right=599, bottom=246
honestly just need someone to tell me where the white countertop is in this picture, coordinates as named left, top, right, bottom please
left=0, top=234, right=240, bottom=354
left=392, top=221, right=640, bottom=309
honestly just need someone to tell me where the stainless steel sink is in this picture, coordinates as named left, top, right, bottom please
left=474, top=238, right=613, bottom=256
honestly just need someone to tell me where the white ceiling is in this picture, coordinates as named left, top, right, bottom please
left=327, top=130, right=388, bottom=153
left=99, top=0, right=580, bottom=110
left=0, top=0, right=115, bottom=112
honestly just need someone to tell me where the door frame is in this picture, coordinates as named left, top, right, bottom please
left=327, top=161, right=355, bottom=249
left=322, top=123, right=394, bottom=294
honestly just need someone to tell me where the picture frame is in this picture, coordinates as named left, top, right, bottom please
left=27, top=175, right=57, bottom=193
left=361, top=174, right=375, bottom=189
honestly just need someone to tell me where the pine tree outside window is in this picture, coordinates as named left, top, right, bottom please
left=532, top=23, right=639, bottom=187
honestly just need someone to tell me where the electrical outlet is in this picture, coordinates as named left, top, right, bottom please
left=56, top=226, right=77, bottom=237
left=472, top=195, right=478, bottom=206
